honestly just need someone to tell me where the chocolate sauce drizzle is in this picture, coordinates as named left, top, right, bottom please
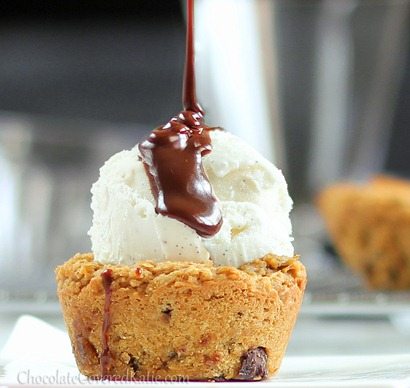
left=138, top=0, right=222, bottom=237
left=183, top=0, right=203, bottom=115
left=100, top=268, right=114, bottom=377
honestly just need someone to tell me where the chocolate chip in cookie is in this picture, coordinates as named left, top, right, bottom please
left=237, top=347, right=268, bottom=380
left=128, top=355, right=139, bottom=374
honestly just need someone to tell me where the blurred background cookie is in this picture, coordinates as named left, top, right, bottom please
left=318, top=176, right=410, bottom=290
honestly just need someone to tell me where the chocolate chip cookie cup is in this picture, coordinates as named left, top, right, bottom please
left=318, top=176, right=410, bottom=290
left=56, top=253, right=306, bottom=381
left=57, top=0, right=306, bottom=380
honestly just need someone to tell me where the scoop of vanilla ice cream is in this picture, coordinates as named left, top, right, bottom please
left=89, top=130, right=294, bottom=267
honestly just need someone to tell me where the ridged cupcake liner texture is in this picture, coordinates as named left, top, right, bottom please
left=56, top=253, right=306, bottom=381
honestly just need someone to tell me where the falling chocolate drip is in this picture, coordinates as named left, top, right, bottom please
left=100, top=268, right=114, bottom=378
left=138, top=0, right=222, bottom=238
left=183, top=0, right=203, bottom=114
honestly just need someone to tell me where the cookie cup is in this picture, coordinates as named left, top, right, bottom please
left=318, top=177, right=410, bottom=289
left=56, top=253, right=306, bottom=381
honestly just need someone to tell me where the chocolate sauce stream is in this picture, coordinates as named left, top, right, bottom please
left=139, top=0, right=222, bottom=237
left=183, top=0, right=203, bottom=114
left=100, top=269, right=114, bottom=378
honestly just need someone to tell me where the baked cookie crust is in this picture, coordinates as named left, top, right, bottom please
left=318, top=176, right=410, bottom=290
left=56, top=253, right=306, bottom=381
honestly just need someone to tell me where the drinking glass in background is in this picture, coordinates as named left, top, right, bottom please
left=196, top=0, right=410, bottom=302
left=197, top=0, right=409, bottom=195
left=0, top=114, right=144, bottom=306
